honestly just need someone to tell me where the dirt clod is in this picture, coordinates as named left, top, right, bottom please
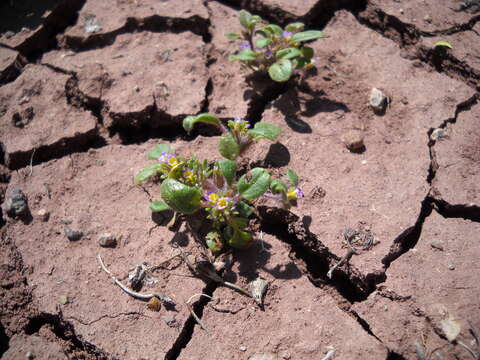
left=98, top=233, right=117, bottom=248
left=342, top=129, right=365, bottom=152
left=64, top=228, right=83, bottom=241
left=4, top=189, right=29, bottom=218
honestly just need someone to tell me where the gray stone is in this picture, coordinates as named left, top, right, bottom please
left=64, top=228, right=83, bottom=241
left=162, top=313, right=177, bottom=327
left=5, top=189, right=29, bottom=218
left=369, top=88, right=388, bottom=113
left=98, top=233, right=117, bottom=248
left=448, top=264, right=455, bottom=270
left=430, top=240, right=444, bottom=251
left=36, top=209, right=50, bottom=222
left=342, top=130, right=365, bottom=152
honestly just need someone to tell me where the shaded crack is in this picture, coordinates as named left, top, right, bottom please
left=430, top=191, right=480, bottom=223
left=164, top=282, right=217, bottom=360
left=24, top=311, right=117, bottom=360
left=421, top=14, right=480, bottom=37
left=59, top=15, right=211, bottom=52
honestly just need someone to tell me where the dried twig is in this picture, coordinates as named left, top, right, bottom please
left=68, top=311, right=149, bottom=326
left=185, top=293, right=214, bottom=332
left=28, top=148, right=36, bottom=177
left=457, top=341, right=479, bottom=360
left=97, top=254, right=174, bottom=305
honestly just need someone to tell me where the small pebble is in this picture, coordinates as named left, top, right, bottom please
left=5, top=189, right=29, bottom=218
left=36, top=209, right=50, bottom=222
left=423, top=15, right=432, bottom=23
left=239, top=346, right=247, bottom=352
left=147, top=297, right=162, bottom=312
left=342, top=130, right=365, bottom=152
left=430, top=240, right=444, bottom=251
left=26, top=351, right=35, bottom=360
left=281, top=351, right=291, bottom=359
left=448, top=264, right=455, bottom=270
left=59, top=295, right=69, bottom=305
left=64, top=228, right=83, bottom=241
left=430, top=128, right=446, bottom=141
left=369, top=88, right=389, bottom=113
left=162, top=313, right=176, bottom=327
left=98, top=233, right=117, bottom=248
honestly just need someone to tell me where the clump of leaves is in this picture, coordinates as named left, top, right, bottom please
left=226, top=10, right=327, bottom=82
left=135, top=114, right=303, bottom=252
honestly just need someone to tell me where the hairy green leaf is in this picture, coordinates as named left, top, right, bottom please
left=134, top=163, right=163, bottom=185
left=285, top=22, right=305, bottom=32
left=301, top=46, right=314, bottom=59
left=227, top=227, right=253, bottom=248
left=255, top=37, right=272, bottom=49
left=270, top=179, right=287, bottom=193
left=230, top=49, right=257, bottom=61
left=287, top=169, right=299, bottom=186
left=248, top=122, right=282, bottom=141
left=217, top=159, right=236, bottom=185
left=183, top=113, right=221, bottom=133
left=219, top=133, right=241, bottom=160
left=261, top=24, right=283, bottom=36
left=276, top=47, right=302, bottom=60
left=239, top=10, right=252, bottom=28
left=160, top=179, right=202, bottom=214
left=235, top=201, right=254, bottom=217
left=147, top=144, right=174, bottom=160
left=268, top=59, right=293, bottom=82
left=237, top=168, right=271, bottom=200
left=292, top=30, right=328, bottom=43
left=150, top=200, right=170, bottom=212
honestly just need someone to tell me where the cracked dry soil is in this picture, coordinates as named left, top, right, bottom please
left=1, top=0, right=480, bottom=359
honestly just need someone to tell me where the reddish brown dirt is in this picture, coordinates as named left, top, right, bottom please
left=1, top=0, right=479, bottom=359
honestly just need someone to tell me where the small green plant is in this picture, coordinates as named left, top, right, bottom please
left=135, top=114, right=303, bottom=252
left=226, top=10, right=328, bottom=82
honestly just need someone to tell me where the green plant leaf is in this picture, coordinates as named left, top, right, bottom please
left=218, top=133, right=241, bottom=160
left=227, top=227, right=253, bottom=248
left=270, top=179, right=287, bottom=193
left=235, top=201, right=254, bottom=217
left=261, top=24, right=283, bottom=36
left=255, top=37, right=272, bottom=49
left=276, top=47, right=302, bottom=60
left=230, top=49, right=257, bottom=61
left=206, top=231, right=223, bottom=253
left=239, top=10, right=252, bottom=28
left=134, top=163, right=163, bottom=185
left=160, top=179, right=202, bottom=214
left=292, top=57, right=308, bottom=69
left=237, top=168, right=271, bottom=200
left=226, top=32, right=240, bottom=40
left=301, top=46, right=314, bottom=59
left=268, top=59, right=293, bottom=82
left=149, top=200, right=170, bottom=212
left=434, top=40, right=453, bottom=49
left=285, top=22, right=305, bottom=32
left=183, top=113, right=221, bottom=134
left=287, top=169, right=299, bottom=186
left=292, top=30, right=328, bottom=43
left=247, top=122, right=282, bottom=141
left=147, top=144, right=174, bottom=160
left=217, top=159, right=236, bottom=185
left=249, top=15, right=262, bottom=28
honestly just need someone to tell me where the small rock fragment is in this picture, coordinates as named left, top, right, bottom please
left=369, top=88, right=389, bottom=113
left=26, top=351, right=35, bottom=360
left=430, top=240, right=444, bottom=251
left=5, top=189, right=29, bottom=218
left=448, top=264, right=455, bottom=270
left=249, top=278, right=268, bottom=305
left=430, top=128, right=446, bottom=141
left=59, top=295, right=69, bottom=305
left=147, top=297, right=162, bottom=312
left=441, top=318, right=461, bottom=342
left=423, top=14, right=432, bottom=23
left=342, top=130, right=365, bottom=152
left=64, top=228, right=83, bottom=241
left=162, top=313, right=176, bottom=327
left=281, top=351, right=291, bottom=359
left=98, top=233, right=117, bottom=248
left=249, top=354, right=278, bottom=360
left=36, top=209, right=50, bottom=222
left=239, top=346, right=247, bottom=352
left=128, top=263, right=148, bottom=290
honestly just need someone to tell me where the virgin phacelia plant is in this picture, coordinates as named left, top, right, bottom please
left=134, top=114, right=303, bottom=252
left=226, top=10, right=327, bottom=82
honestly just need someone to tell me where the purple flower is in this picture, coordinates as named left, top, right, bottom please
left=158, top=152, right=178, bottom=166
left=295, top=187, right=304, bottom=198
left=234, top=116, right=250, bottom=128
left=216, top=197, right=231, bottom=210
left=282, top=31, right=293, bottom=39
left=287, top=186, right=304, bottom=201
left=239, top=43, right=251, bottom=50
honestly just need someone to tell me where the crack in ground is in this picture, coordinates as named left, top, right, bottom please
left=59, top=15, right=211, bottom=52
left=164, top=282, right=217, bottom=360
left=24, top=311, right=118, bottom=360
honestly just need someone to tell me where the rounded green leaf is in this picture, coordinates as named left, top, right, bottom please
left=147, top=144, right=174, bottom=160
left=227, top=227, right=253, bottom=249
left=134, top=163, right=163, bottom=185
left=276, top=47, right=302, bottom=60
left=218, top=133, right=241, bottom=160
left=226, top=32, right=240, bottom=40
left=287, top=169, right=299, bottom=186
left=231, top=49, right=257, bottom=61
left=255, top=37, right=272, bottom=49
left=183, top=113, right=221, bottom=133
left=301, top=46, right=314, bottom=59
left=217, top=159, right=236, bottom=185
left=249, top=15, right=262, bottom=28
left=270, top=179, right=287, bottom=193
left=285, top=22, right=305, bottom=32
left=237, top=168, right=271, bottom=200
left=434, top=40, right=453, bottom=49
left=160, top=179, right=202, bottom=214
left=247, top=122, right=282, bottom=141
left=239, top=10, right=252, bottom=28
left=261, top=24, right=283, bottom=36
left=268, top=59, right=293, bottom=82
left=292, top=30, right=328, bottom=43
left=206, top=231, right=223, bottom=253
left=234, top=201, right=254, bottom=217
left=150, top=200, right=171, bottom=212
